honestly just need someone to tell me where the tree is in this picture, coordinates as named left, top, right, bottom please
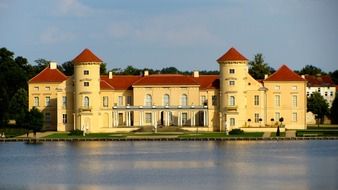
left=161, top=67, right=180, bottom=74
left=8, top=88, right=28, bottom=127
left=59, top=61, right=74, bottom=76
left=249, top=53, right=275, bottom=79
left=329, top=70, right=338, bottom=84
left=331, top=96, right=338, bottom=124
left=26, top=107, right=43, bottom=138
left=123, top=65, right=142, bottom=75
left=299, top=65, right=325, bottom=75
left=307, top=92, right=329, bottom=124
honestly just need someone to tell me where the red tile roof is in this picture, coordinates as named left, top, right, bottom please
left=72, top=48, right=103, bottom=63
left=264, top=65, right=306, bottom=82
left=100, top=80, right=115, bottom=90
left=305, top=75, right=335, bottom=87
left=132, top=74, right=199, bottom=86
left=29, top=67, right=68, bottom=83
left=217, top=47, right=247, bottom=62
left=192, top=75, right=219, bottom=90
left=101, top=75, right=142, bottom=90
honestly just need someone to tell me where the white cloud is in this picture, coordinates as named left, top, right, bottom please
left=40, top=26, right=75, bottom=44
left=56, top=0, right=94, bottom=17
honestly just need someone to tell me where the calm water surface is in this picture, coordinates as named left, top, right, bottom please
left=0, top=141, right=337, bottom=190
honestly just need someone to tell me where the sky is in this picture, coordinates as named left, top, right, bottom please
left=1, top=0, right=337, bottom=72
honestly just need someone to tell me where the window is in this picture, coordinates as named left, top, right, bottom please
left=45, top=86, right=50, bottom=91
left=230, top=118, right=235, bottom=126
left=229, top=81, right=235, bottom=85
left=34, top=86, right=39, bottom=91
left=62, top=114, right=67, bottom=124
left=275, top=112, right=280, bottom=121
left=84, top=82, right=89, bottom=87
left=229, top=96, right=235, bottom=106
left=229, top=69, right=235, bottom=74
left=292, top=95, right=297, bottom=107
left=201, top=95, right=207, bottom=106
left=292, top=86, right=297, bottom=90
left=318, top=88, right=320, bottom=93
left=275, top=95, right=280, bottom=107
left=182, top=113, right=188, bottom=125
left=275, top=85, right=280, bottom=90
left=126, top=96, right=132, bottom=105
left=292, top=112, right=297, bottom=122
left=45, top=96, right=50, bottom=106
left=145, top=113, right=152, bottom=123
left=84, top=96, right=89, bottom=107
left=181, top=94, right=188, bottom=106
left=254, top=95, right=259, bottom=106
left=45, top=112, right=51, bottom=122
left=254, top=113, right=259, bottom=123
left=34, top=97, right=39, bottom=107
left=145, top=94, right=152, bottom=106
left=84, top=70, right=89, bottom=75
left=307, top=92, right=310, bottom=97
left=212, top=95, right=217, bottom=106
left=118, top=96, right=123, bottom=106
left=325, top=92, right=328, bottom=96
left=62, top=96, right=67, bottom=108
left=163, top=94, right=170, bottom=106
left=103, top=96, right=108, bottom=107
left=330, top=91, right=333, bottom=96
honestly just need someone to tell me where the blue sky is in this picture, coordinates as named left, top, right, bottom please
left=1, top=0, right=337, bottom=72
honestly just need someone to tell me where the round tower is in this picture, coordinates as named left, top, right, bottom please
left=217, top=47, right=248, bottom=133
left=73, top=48, right=102, bottom=132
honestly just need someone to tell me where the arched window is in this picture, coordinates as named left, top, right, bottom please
left=181, top=94, right=188, bottom=106
left=145, top=94, right=152, bottom=106
left=163, top=94, right=170, bottom=106
left=229, top=96, right=235, bottom=106
left=84, top=96, right=89, bottom=107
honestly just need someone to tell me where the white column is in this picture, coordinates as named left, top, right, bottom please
left=178, top=112, right=181, bottom=126
left=203, top=110, right=206, bottom=126
left=139, top=111, right=142, bottom=126
left=166, top=112, right=169, bottom=126
left=128, top=111, right=131, bottom=126
left=192, top=111, right=195, bottom=126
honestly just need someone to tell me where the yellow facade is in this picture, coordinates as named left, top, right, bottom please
left=28, top=48, right=307, bottom=132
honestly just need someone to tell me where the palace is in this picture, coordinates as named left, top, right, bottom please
left=28, top=47, right=307, bottom=133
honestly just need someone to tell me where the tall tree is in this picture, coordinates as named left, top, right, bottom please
left=299, top=65, right=325, bottom=75
left=160, top=67, right=180, bottom=74
left=27, top=107, right=43, bottom=138
left=307, top=92, right=329, bottom=124
left=8, top=88, right=28, bottom=127
left=329, top=70, right=338, bottom=84
left=330, top=96, right=338, bottom=124
left=248, top=53, right=275, bottom=79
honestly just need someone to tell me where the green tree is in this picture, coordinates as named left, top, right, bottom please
left=329, top=70, right=338, bottom=84
left=330, top=96, right=338, bottom=124
left=307, top=92, right=329, bottom=124
left=59, top=61, right=74, bottom=76
left=27, top=107, right=43, bottom=138
left=100, top=63, right=107, bottom=74
left=123, top=65, right=142, bottom=75
left=8, top=88, right=28, bottom=127
left=161, top=67, right=180, bottom=74
left=249, top=53, right=275, bottom=79
left=299, top=65, right=326, bottom=75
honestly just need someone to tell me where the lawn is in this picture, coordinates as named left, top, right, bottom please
left=270, top=132, right=286, bottom=137
left=179, top=132, right=263, bottom=139
left=45, top=133, right=127, bottom=138
left=0, top=127, right=27, bottom=138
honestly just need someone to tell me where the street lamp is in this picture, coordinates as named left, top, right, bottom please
left=247, top=119, right=251, bottom=127
left=277, top=117, right=284, bottom=137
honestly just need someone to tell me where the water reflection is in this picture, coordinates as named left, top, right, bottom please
left=0, top=141, right=337, bottom=190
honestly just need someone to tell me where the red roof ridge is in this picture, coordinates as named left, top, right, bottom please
left=100, top=79, right=114, bottom=90
left=217, top=47, right=247, bottom=62
left=265, top=64, right=306, bottom=82
left=29, top=67, right=68, bottom=83
left=73, top=48, right=103, bottom=63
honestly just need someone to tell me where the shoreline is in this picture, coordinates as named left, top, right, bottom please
left=1, top=136, right=338, bottom=142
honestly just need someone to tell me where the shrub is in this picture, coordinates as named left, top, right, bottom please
left=229, top=128, right=244, bottom=135
left=68, top=129, right=84, bottom=136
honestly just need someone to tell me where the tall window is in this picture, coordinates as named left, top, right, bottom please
left=126, top=96, right=132, bottom=105
left=254, top=113, right=260, bottom=123
left=62, top=96, right=67, bottom=108
left=229, top=96, right=235, bottom=106
left=292, top=95, right=297, bottom=107
left=145, top=94, right=152, bottom=106
left=62, top=114, right=67, bottom=124
left=181, top=94, right=188, bottom=106
left=103, top=96, right=108, bottom=107
left=230, top=118, right=235, bottom=126
left=45, top=96, right=50, bottom=106
left=145, top=113, right=152, bottom=123
left=254, top=95, right=259, bottom=106
left=182, top=113, right=188, bottom=125
left=275, top=112, right=280, bottom=121
left=292, top=112, right=297, bottom=122
left=45, top=112, right=51, bottom=122
left=84, top=96, right=89, bottom=107
left=201, top=95, right=206, bottom=106
left=275, top=95, right=280, bottom=107
left=34, top=97, right=39, bottom=107
left=84, top=70, right=89, bottom=75
left=118, top=96, right=123, bottom=106
left=163, top=94, right=170, bottom=106
left=212, top=95, right=217, bottom=106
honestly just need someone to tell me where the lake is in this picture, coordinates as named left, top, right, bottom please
left=0, top=141, right=337, bottom=190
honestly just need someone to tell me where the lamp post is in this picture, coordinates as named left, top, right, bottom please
left=271, top=118, right=274, bottom=127
left=247, top=119, right=251, bottom=127
left=259, top=118, right=262, bottom=127
left=277, top=117, right=284, bottom=137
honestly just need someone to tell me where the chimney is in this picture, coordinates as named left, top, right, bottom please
left=144, top=70, right=149, bottom=76
left=264, top=74, right=268, bottom=79
left=301, top=75, right=305, bottom=79
left=109, top=72, right=113, bottom=79
left=193, top=71, right=199, bottom=78
left=49, top=61, right=57, bottom=69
